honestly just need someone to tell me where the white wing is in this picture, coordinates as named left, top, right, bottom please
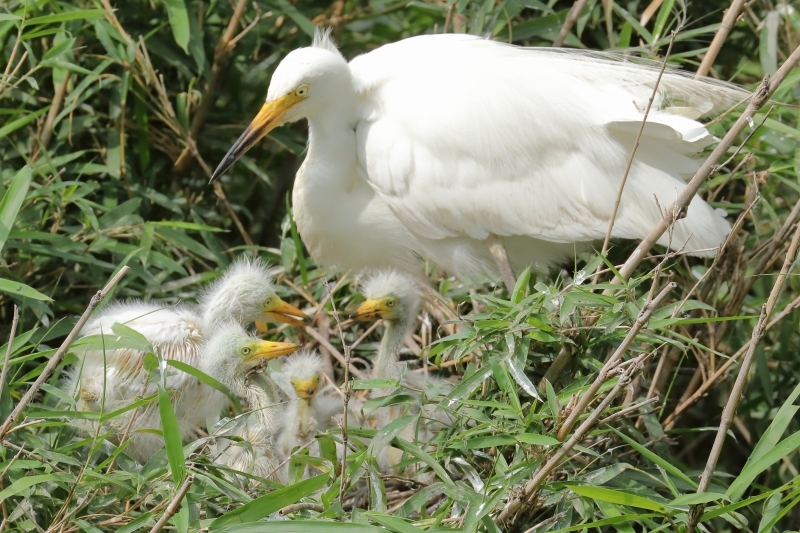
left=350, top=35, right=742, bottom=256
left=75, top=300, right=206, bottom=408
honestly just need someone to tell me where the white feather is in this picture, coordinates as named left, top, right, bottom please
left=262, top=34, right=749, bottom=280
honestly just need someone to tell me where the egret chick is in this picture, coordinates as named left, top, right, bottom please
left=271, top=351, right=341, bottom=480
left=66, top=257, right=307, bottom=462
left=203, top=323, right=300, bottom=481
left=351, top=270, right=452, bottom=477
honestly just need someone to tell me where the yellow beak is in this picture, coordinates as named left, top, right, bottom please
left=265, top=298, right=309, bottom=326
left=292, top=378, right=319, bottom=399
left=210, top=94, right=304, bottom=182
left=349, top=299, right=388, bottom=321
left=246, top=340, right=301, bottom=362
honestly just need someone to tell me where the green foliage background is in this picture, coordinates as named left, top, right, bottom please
left=0, top=0, right=799, bottom=531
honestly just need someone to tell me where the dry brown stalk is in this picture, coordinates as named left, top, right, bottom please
left=600, top=32, right=676, bottom=259
left=556, top=282, right=675, bottom=441
left=695, top=0, right=747, bottom=78
left=174, top=0, right=250, bottom=172
left=0, top=266, right=130, bottom=440
left=32, top=72, right=70, bottom=162
left=684, top=221, right=800, bottom=533
left=613, top=43, right=800, bottom=283
left=325, top=281, right=353, bottom=502
left=147, top=475, right=194, bottom=533
left=553, top=0, right=589, bottom=47
left=495, top=352, right=648, bottom=525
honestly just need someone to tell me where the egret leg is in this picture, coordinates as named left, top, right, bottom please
left=485, top=234, right=516, bottom=292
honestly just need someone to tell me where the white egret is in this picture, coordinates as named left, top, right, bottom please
left=211, top=31, right=744, bottom=288
left=66, top=257, right=307, bottom=462
left=272, top=350, right=342, bottom=480
left=350, top=269, right=452, bottom=477
left=205, top=323, right=299, bottom=481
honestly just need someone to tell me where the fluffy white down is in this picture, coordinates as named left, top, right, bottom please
left=65, top=258, right=280, bottom=462
left=360, top=270, right=421, bottom=312
left=279, top=32, right=746, bottom=281
left=280, top=350, right=324, bottom=383
left=198, top=256, right=279, bottom=330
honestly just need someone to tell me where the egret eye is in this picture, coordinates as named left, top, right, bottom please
left=295, top=85, right=309, bottom=97
left=241, top=346, right=252, bottom=356
left=263, top=297, right=272, bottom=307
left=386, top=299, right=396, bottom=308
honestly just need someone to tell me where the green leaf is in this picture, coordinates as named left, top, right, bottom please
left=24, top=9, right=107, bottom=26
left=217, top=524, right=384, bottom=533
left=505, top=356, right=542, bottom=401
left=726, top=430, right=800, bottom=501
left=210, top=474, right=330, bottom=529
left=518, top=433, right=559, bottom=446
left=0, top=165, right=32, bottom=254
left=167, top=360, right=242, bottom=412
left=0, top=278, right=52, bottom=301
left=160, top=0, right=190, bottom=53
left=0, top=107, right=51, bottom=140
left=0, top=472, right=74, bottom=503
left=366, top=513, right=423, bottom=533
left=450, top=435, right=516, bottom=449
left=611, top=428, right=696, bottom=488
left=668, top=492, right=727, bottom=507
left=158, top=385, right=186, bottom=484
left=568, top=484, right=666, bottom=512
left=651, top=0, right=676, bottom=43
left=511, top=266, right=531, bottom=303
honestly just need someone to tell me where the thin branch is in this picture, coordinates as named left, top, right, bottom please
left=553, top=0, right=589, bottom=47
left=600, top=33, right=676, bottom=258
left=147, top=475, right=194, bottom=533
left=324, top=280, right=353, bottom=503
left=496, top=353, right=648, bottom=525
left=613, top=44, right=800, bottom=284
left=304, top=326, right=367, bottom=379
left=0, top=267, right=130, bottom=440
left=695, top=0, right=747, bottom=78
left=685, top=221, right=800, bottom=533
left=598, top=395, right=659, bottom=426
left=664, top=292, right=800, bottom=430
left=557, top=282, right=675, bottom=441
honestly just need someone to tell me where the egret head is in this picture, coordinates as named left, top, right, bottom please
left=202, top=322, right=301, bottom=397
left=281, top=350, right=324, bottom=400
left=200, top=257, right=308, bottom=330
left=349, top=270, right=421, bottom=324
left=211, top=29, right=350, bottom=181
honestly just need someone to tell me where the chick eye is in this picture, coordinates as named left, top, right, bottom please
left=386, top=299, right=396, bottom=308
left=263, top=298, right=272, bottom=307
left=241, top=347, right=252, bottom=355
left=296, top=85, right=309, bottom=97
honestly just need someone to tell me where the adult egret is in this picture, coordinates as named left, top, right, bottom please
left=211, top=31, right=744, bottom=288
left=206, top=323, right=300, bottom=481
left=351, top=269, right=452, bottom=476
left=272, top=351, right=342, bottom=480
left=66, top=257, right=307, bottom=462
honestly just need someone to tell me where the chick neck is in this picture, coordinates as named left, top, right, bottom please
left=245, top=373, right=282, bottom=434
left=376, top=310, right=412, bottom=383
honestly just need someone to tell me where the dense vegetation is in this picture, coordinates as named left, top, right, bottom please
left=1, top=0, right=799, bottom=531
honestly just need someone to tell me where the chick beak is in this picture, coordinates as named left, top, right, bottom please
left=349, top=299, right=386, bottom=321
left=210, top=94, right=301, bottom=182
left=265, top=298, right=309, bottom=326
left=294, top=379, right=318, bottom=399
left=247, top=340, right=301, bottom=363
